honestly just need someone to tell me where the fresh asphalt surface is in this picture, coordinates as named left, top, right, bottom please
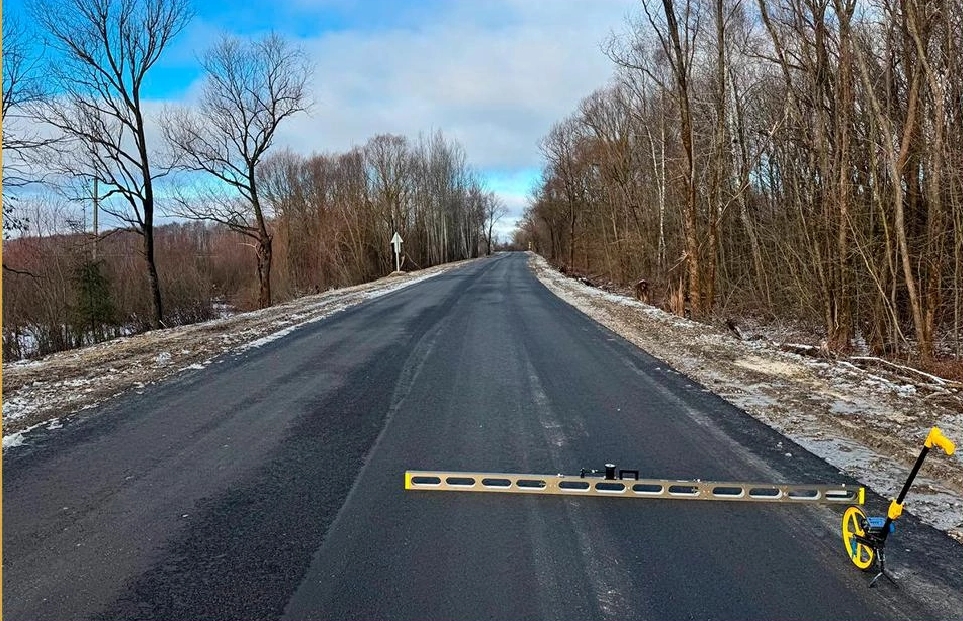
left=4, top=252, right=962, bottom=620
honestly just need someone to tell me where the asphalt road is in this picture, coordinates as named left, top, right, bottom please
left=4, top=252, right=962, bottom=620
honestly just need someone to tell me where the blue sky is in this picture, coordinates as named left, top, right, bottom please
left=6, top=0, right=635, bottom=237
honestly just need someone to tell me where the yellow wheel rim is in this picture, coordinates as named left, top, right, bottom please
left=842, top=506, right=874, bottom=570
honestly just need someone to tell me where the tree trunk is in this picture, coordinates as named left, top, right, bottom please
left=142, top=207, right=164, bottom=329
left=257, top=233, right=273, bottom=309
left=729, top=61, right=769, bottom=305
left=661, top=0, right=702, bottom=317
left=892, top=68, right=927, bottom=358
left=569, top=202, right=577, bottom=269
left=907, top=0, right=945, bottom=361
left=830, top=0, right=855, bottom=350
left=705, top=0, right=728, bottom=314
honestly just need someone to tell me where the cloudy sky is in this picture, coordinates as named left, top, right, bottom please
left=7, top=0, right=636, bottom=237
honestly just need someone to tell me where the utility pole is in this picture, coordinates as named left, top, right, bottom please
left=92, top=177, right=99, bottom=260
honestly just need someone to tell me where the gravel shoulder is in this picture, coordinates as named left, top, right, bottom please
left=529, top=253, right=963, bottom=541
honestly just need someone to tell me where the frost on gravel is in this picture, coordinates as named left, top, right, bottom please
left=529, top=253, right=963, bottom=541
left=238, top=302, right=351, bottom=351
left=2, top=259, right=465, bottom=443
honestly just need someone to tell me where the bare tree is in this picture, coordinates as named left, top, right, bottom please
left=365, top=134, right=413, bottom=236
left=482, top=192, right=506, bottom=255
left=2, top=14, right=53, bottom=188
left=28, top=0, right=192, bottom=328
left=3, top=14, right=55, bottom=262
left=606, top=0, right=707, bottom=316
left=539, top=118, right=589, bottom=269
left=524, top=0, right=963, bottom=366
left=164, top=32, right=312, bottom=309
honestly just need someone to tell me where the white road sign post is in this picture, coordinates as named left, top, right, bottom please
left=391, top=231, right=403, bottom=272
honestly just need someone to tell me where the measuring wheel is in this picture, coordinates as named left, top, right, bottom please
left=842, top=506, right=875, bottom=570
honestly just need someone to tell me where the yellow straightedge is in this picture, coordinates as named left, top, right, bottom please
left=405, top=471, right=863, bottom=505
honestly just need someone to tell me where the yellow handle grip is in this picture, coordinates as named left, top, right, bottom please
left=925, top=427, right=955, bottom=455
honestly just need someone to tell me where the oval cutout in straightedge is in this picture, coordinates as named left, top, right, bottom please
left=595, top=482, right=626, bottom=493
left=559, top=480, right=591, bottom=491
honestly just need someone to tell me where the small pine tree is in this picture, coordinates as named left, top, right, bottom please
left=70, top=259, right=116, bottom=345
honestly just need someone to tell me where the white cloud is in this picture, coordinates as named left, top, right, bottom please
left=267, top=1, right=636, bottom=232
left=267, top=0, right=634, bottom=203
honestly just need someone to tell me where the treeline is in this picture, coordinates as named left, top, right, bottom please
left=518, top=0, right=963, bottom=363
left=260, top=132, right=495, bottom=293
left=3, top=219, right=241, bottom=359
left=2, top=131, right=495, bottom=360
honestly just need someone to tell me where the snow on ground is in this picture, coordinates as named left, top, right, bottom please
left=2, top=259, right=468, bottom=440
left=529, top=253, right=963, bottom=541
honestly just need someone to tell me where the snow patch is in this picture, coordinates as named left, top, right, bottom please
left=238, top=304, right=349, bottom=351
left=733, top=356, right=802, bottom=378
left=3, top=432, right=25, bottom=449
